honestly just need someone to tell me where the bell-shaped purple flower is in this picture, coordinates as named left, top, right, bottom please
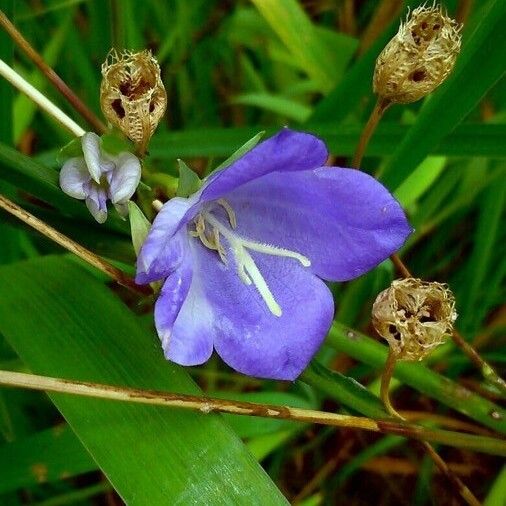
left=136, top=129, right=412, bottom=380
left=60, top=132, right=141, bottom=223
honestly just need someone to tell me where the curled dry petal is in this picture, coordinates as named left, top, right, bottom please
left=372, top=278, right=457, bottom=361
left=100, top=49, right=167, bottom=151
left=373, top=5, right=461, bottom=104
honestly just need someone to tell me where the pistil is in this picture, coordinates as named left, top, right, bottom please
left=191, top=202, right=311, bottom=317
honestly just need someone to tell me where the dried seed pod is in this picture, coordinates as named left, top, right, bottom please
left=372, top=278, right=457, bottom=361
left=373, top=5, right=461, bottom=104
left=100, top=49, right=167, bottom=152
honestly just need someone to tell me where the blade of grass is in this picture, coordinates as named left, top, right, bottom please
left=0, top=256, right=289, bottom=505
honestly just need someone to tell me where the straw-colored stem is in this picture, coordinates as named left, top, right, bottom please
left=0, top=58, right=85, bottom=137
left=0, top=369, right=504, bottom=457
left=0, top=10, right=106, bottom=134
left=0, top=195, right=150, bottom=296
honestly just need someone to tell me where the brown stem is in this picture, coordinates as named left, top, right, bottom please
left=0, top=9, right=106, bottom=134
left=351, top=97, right=391, bottom=168
left=380, top=352, right=482, bottom=506
left=380, top=348, right=403, bottom=418
left=0, top=369, right=504, bottom=459
left=352, top=96, right=505, bottom=396
left=390, top=253, right=413, bottom=277
left=421, top=441, right=481, bottom=506
left=0, top=195, right=151, bottom=296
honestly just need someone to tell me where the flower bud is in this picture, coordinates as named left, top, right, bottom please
left=373, top=5, right=461, bottom=104
left=100, top=49, right=167, bottom=152
left=372, top=278, right=457, bottom=361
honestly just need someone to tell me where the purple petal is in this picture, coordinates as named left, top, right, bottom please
left=59, top=157, right=89, bottom=199
left=157, top=243, right=215, bottom=366
left=180, top=129, right=329, bottom=226
left=81, top=133, right=106, bottom=183
left=108, top=152, right=141, bottom=204
left=85, top=185, right=108, bottom=224
left=226, top=167, right=412, bottom=281
left=136, top=198, right=191, bottom=284
left=189, top=241, right=334, bottom=380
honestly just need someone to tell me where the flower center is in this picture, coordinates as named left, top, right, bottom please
left=189, top=199, right=310, bottom=317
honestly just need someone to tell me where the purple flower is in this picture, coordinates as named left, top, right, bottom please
left=60, top=132, right=141, bottom=223
left=136, top=129, right=412, bottom=380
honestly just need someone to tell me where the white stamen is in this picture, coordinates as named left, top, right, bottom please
left=201, top=212, right=310, bottom=317
left=241, top=239, right=311, bottom=267
left=239, top=247, right=282, bottom=317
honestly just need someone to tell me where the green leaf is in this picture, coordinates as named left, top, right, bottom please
left=13, top=13, right=72, bottom=143
left=250, top=0, right=338, bottom=92
left=56, top=137, right=82, bottom=166
left=0, top=425, right=96, bottom=494
left=232, top=93, right=311, bottom=122
left=381, top=0, right=506, bottom=189
left=212, top=130, right=265, bottom=173
left=128, top=202, right=151, bottom=256
left=0, top=257, right=288, bottom=505
left=393, top=156, right=447, bottom=208
left=148, top=124, right=506, bottom=160
left=176, top=159, right=202, bottom=197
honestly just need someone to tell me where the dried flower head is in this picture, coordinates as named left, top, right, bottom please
left=373, top=4, right=461, bottom=104
left=100, top=49, right=167, bottom=152
left=372, top=278, right=457, bottom=361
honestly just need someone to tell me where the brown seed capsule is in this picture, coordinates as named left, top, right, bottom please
left=373, top=5, right=461, bottom=104
left=372, top=278, right=457, bottom=361
left=100, top=49, right=167, bottom=153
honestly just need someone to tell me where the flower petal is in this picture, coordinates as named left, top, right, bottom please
left=157, top=243, right=214, bottom=366
left=85, top=185, right=108, bottom=224
left=226, top=167, right=412, bottom=281
left=81, top=132, right=110, bottom=183
left=180, top=129, right=329, bottom=225
left=108, top=152, right=141, bottom=204
left=59, top=157, right=89, bottom=199
left=136, top=198, right=191, bottom=284
left=190, top=240, right=334, bottom=380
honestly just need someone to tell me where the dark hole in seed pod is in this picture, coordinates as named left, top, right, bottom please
left=421, top=22, right=428, bottom=29
left=111, top=99, right=125, bottom=119
left=149, top=100, right=155, bottom=113
left=410, top=69, right=426, bottom=82
left=433, top=24, right=440, bottom=30
left=388, top=324, right=401, bottom=341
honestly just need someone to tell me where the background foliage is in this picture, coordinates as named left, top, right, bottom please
left=0, top=0, right=504, bottom=504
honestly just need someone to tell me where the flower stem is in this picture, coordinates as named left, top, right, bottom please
left=0, top=369, right=504, bottom=457
left=380, top=348, right=402, bottom=418
left=0, top=58, right=85, bottom=137
left=0, top=10, right=106, bottom=134
left=351, top=96, right=506, bottom=396
left=351, top=97, right=390, bottom=168
left=379, top=351, right=481, bottom=506
left=327, top=322, right=506, bottom=433
left=0, top=195, right=151, bottom=296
